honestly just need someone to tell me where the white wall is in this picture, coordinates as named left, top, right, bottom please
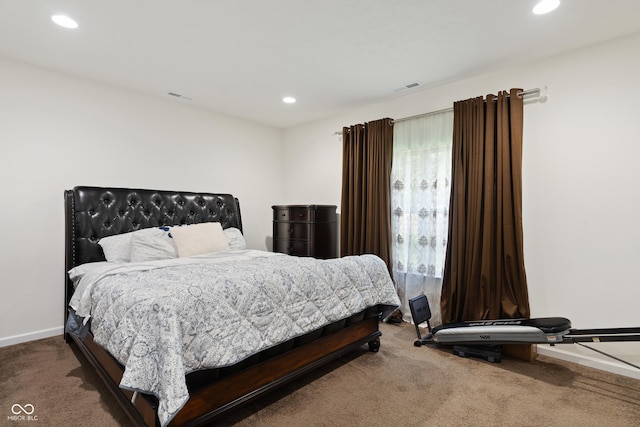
left=3, top=31, right=639, bottom=378
left=283, top=33, right=640, bottom=378
left=0, top=57, right=283, bottom=345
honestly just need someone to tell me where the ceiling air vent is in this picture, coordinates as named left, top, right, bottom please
left=393, top=81, right=422, bottom=93
left=167, top=92, right=192, bottom=101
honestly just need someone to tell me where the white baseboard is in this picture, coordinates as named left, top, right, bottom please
left=537, top=345, right=640, bottom=380
left=0, top=327, right=63, bottom=348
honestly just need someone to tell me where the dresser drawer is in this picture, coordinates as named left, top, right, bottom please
left=273, top=208, right=290, bottom=221
left=273, top=206, right=337, bottom=222
left=273, top=207, right=311, bottom=222
left=273, top=239, right=309, bottom=256
left=289, top=207, right=311, bottom=221
left=274, top=222, right=310, bottom=239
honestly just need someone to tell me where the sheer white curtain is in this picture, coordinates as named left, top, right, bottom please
left=391, top=110, right=453, bottom=325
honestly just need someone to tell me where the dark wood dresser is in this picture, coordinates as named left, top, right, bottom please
left=272, top=205, right=338, bottom=259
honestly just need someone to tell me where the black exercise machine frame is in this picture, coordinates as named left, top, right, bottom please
left=408, top=294, right=640, bottom=369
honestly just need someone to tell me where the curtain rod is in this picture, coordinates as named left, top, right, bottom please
left=335, top=87, right=543, bottom=134
left=391, top=87, right=541, bottom=125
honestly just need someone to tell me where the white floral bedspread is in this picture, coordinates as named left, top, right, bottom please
left=68, top=250, right=399, bottom=427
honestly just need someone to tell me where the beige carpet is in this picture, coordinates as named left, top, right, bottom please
left=1, top=322, right=639, bottom=427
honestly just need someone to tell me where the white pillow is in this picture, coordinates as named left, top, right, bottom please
left=98, top=233, right=133, bottom=262
left=170, top=222, right=229, bottom=257
left=98, top=228, right=174, bottom=262
left=130, top=228, right=178, bottom=262
left=223, top=227, right=247, bottom=250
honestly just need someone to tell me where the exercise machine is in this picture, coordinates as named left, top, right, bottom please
left=408, top=294, right=640, bottom=368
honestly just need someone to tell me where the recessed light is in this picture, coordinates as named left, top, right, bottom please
left=533, top=0, right=560, bottom=15
left=52, top=14, right=78, bottom=29
left=283, top=97, right=296, bottom=104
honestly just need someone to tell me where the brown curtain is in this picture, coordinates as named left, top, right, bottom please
left=341, top=118, right=394, bottom=272
left=441, top=89, right=530, bottom=323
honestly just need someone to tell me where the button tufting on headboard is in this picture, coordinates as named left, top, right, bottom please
left=65, top=186, right=243, bottom=269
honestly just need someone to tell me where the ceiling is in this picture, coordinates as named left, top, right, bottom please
left=1, top=1, right=640, bottom=129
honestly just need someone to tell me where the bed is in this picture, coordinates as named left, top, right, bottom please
left=64, top=186, right=400, bottom=427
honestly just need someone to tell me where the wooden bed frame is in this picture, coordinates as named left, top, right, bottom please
left=64, top=186, right=384, bottom=427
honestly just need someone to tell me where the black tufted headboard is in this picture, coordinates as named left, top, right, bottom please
left=64, top=186, right=242, bottom=314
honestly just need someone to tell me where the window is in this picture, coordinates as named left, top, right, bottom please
left=391, top=110, right=453, bottom=324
